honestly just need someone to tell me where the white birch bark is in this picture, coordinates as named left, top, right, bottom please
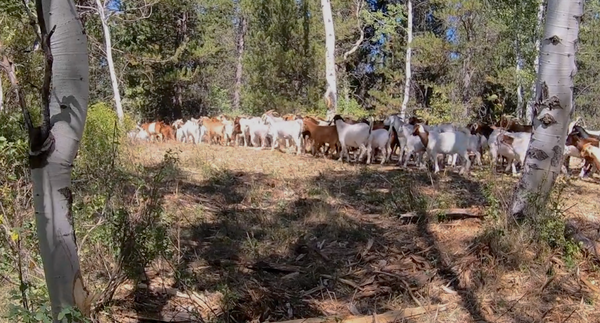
left=511, top=0, right=583, bottom=219
left=233, top=15, right=247, bottom=111
left=321, top=0, right=337, bottom=117
left=516, top=39, right=524, bottom=119
left=32, top=0, right=91, bottom=320
left=399, top=0, right=412, bottom=122
left=0, top=76, right=3, bottom=112
left=95, top=0, right=124, bottom=121
left=525, top=0, right=546, bottom=124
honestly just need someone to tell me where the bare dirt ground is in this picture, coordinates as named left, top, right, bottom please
left=103, top=141, right=600, bottom=323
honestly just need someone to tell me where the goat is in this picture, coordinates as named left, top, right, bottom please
left=366, top=128, right=392, bottom=165
left=496, top=131, right=531, bottom=175
left=222, top=118, right=236, bottom=146
left=282, top=114, right=302, bottom=121
left=569, top=126, right=600, bottom=177
left=451, top=133, right=483, bottom=167
left=302, top=117, right=339, bottom=158
left=385, top=115, right=409, bottom=164
left=263, top=114, right=304, bottom=155
left=179, top=118, right=202, bottom=144
left=566, top=131, right=600, bottom=178
left=140, top=121, right=173, bottom=142
left=330, top=114, right=372, bottom=163
left=408, top=116, right=424, bottom=125
left=498, top=115, right=533, bottom=133
left=239, top=117, right=262, bottom=147
left=172, top=119, right=187, bottom=142
left=128, top=126, right=150, bottom=142
left=399, top=123, right=426, bottom=167
left=412, top=124, right=471, bottom=175
left=200, top=117, right=226, bottom=145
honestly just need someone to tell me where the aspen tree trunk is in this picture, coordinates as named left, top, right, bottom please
left=525, top=0, right=546, bottom=124
left=516, top=39, right=524, bottom=119
left=27, top=0, right=91, bottom=320
left=511, top=0, right=583, bottom=219
left=399, top=0, right=412, bottom=122
left=233, top=15, right=247, bottom=111
left=0, top=76, right=3, bottom=112
left=95, top=0, right=124, bottom=121
left=321, top=0, right=337, bottom=118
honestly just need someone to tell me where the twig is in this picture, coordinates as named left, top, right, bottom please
left=342, top=0, right=364, bottom=61
left=266, top=304, right=447, bottom=323
left=399, top=208, right=484, bottom=220
left=321, top=274, right=362, bottom=290
left=373, top=271, right=422, bottom=307
left=560, top=308, right=577, bottom=323
left=20, top=0, right=41, bottom=43
left=495, top=290, right=530, bottom=322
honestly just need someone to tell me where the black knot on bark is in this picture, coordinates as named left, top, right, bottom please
left=527, top=148, right=549, bottom=161
left=544, top=96, right=562, bottom=110
left=540, top=113, right=558, bottom=128
left=548, top=35, right=561, bottom=45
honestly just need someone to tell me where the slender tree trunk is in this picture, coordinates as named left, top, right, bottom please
left=233, top=15, right=247, bottom=111
left=525, top=0, right=546, bottom=124
left=27, top=0, right=91, bottom=321
left=516, top=38, right=524, bottom=119
left=0, top=49, right=20, bottom=113
left=321, top=0, right=337, bottom=117
left=95, top=0, right=124, bottom=121
left=0, top=76, right=3, bottom=112
left=511, top=0, right=583, bottom=219
left=400, top=0, right=413, bottom=121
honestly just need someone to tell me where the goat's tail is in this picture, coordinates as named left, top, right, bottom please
left=368, top=116, right=375, bottom=134
left=389, top=122, right=398, bottom=140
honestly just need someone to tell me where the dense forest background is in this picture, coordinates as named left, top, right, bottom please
left=1, top=0, right=599, bottom=126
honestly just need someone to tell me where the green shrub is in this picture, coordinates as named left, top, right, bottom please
left=77, top=102, right=136, bottom=177
left=338, top=97, right=369, bottom=119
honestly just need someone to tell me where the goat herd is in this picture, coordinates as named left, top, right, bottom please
left=127, top=111, right=600, bottom=178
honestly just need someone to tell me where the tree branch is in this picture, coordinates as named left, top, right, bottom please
left=343, top=0, right=365, bottom=61
left=0, top=43, right=35, bottom=140
left=20, top=0, right=41, bottom=44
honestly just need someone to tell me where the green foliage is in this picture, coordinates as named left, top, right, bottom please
left=338, top=97, right=368, bottom=119
left=77, top=102, right=121, bottom=177
left=77, top=102, right=137, bottom=177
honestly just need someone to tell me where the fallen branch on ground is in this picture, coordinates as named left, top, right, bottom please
left=399, top=208, right=484, bottom=220
left=121, top=282, right=223, bottom=312
left=110, top=310, right=199, bottom=323
left=264, top=304, right=447, bottom=323
left=565, top=220, right=600, bottom=260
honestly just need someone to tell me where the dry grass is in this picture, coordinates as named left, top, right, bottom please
left=101, top=141, right=600, bottom=323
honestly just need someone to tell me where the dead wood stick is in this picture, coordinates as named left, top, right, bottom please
left=264, top=304, right=447, bottom=323
left=399, top=208, right=483, bottom=219
left=123, top=283, right=222, bottom=311
left=565, top=221, right=600, bottom=260
left=320, top=274, right=362, bottom=290
left=117, top=310, right=199, bottom=322
left=373, top=271, right=422, bottom=307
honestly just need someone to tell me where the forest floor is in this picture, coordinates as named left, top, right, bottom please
left=100, top=141, right=600, bottom=323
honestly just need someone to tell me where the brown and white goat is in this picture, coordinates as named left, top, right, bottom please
left=302, top=117, right=340, bottom=157
left=140, top=121, right=174, bottom=142
left=200, top=117, right=226, bottom=145
left=566, top=132, right=600, bottom=177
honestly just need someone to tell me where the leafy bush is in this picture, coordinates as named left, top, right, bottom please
left=77, top=102, right=135, bottom=177
left=338, top=97, right=369, bottom=119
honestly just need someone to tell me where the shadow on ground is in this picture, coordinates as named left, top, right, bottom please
left=105, top=156, right=598, bottom=322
